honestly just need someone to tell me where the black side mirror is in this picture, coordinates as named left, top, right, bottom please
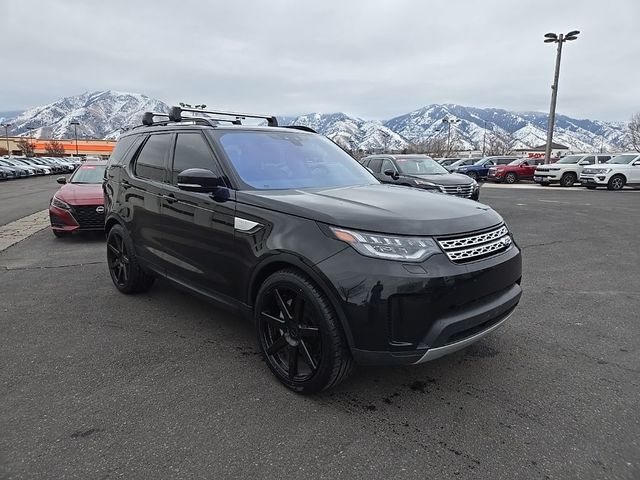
left=384, top=168, right=399, bottom=180
left=177, top=168, right=223, bottom=193
left=633, top=160, right=640, bottom=166
left=56, top=176, right=66, bottom=184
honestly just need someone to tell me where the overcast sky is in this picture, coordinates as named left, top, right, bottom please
left=2, top=0, right=638, bottom=121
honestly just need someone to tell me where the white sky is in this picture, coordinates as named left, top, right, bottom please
left=2, top=0, right=639, bottom=121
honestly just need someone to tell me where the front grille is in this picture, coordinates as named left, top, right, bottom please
left=440, top=184, right=473, bottom=198
left=536, top=167, right=549, bottom=173
left=437, top=224, right=512, bottom=263
left=71, top=205, right=105, bottom=229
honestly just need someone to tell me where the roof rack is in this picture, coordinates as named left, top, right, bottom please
left=169, top=106, right=278, bottom=127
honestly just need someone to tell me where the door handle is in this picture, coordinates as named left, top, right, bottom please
left=162, top=194, right=177, bottom=204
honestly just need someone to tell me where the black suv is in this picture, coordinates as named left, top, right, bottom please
left=104, top=106, right=522, bottom=394
left=362, top=154, right=480, bottom=200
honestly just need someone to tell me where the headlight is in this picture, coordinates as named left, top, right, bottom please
left=331, top=227, right=440, bottom=262
left=51, top=196, right=71, bottom=210
left=414, top=180, right=441, bottom=190
left=549, top=167, right=561, bottom=171
left=471, top=179, right=478, bottom=189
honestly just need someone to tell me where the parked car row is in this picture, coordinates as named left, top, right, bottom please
left=0, top=156, right=81, bottom=180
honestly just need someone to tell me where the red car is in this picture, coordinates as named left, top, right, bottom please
left=49, top=160, right=107, bottom=237
left=487, top=158, right=544, bottom=184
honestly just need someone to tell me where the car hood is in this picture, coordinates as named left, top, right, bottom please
left=406, top=173, right=474, bottom=185
left=238, top=184, right=502, bottom=236
left=56, top=183, right=104, bottom=205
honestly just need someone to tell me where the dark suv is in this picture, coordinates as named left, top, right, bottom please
left=104, top=106, right=522, bottom=394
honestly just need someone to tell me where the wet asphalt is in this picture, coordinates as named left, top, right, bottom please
left=1, top=181, right=639, bottom=479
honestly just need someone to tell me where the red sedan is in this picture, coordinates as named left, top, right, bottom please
left=487, top=158, right=544, bottom=184
left=49, top=160, right=107, bottom=237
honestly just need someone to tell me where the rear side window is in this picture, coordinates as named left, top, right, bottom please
left=597, top=156, right=611, bottom=163
left=171, top=133, right=221, bottom=184
left=108, top=135, right=137, bottom=166
left=368, top=158, right=383, bottom=173
left=135, top=134, right=171, bottom=182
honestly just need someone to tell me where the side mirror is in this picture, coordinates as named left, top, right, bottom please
left=177, top=168, right=223, bottom=193
left=56, top=176, right=66, bottom=184
left=633, top=160, right=640, bottom=166
left=578, top=160, right=590, bottom=165
left=384, top=168, right=399, bottom=180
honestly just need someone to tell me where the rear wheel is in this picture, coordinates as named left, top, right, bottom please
left=256, top=269, right=353, bottom=394
left=106, top=224, right=155, bottom=294
left=504, top=172, right=517, bottom=184
left=560, top=172, right=577, bottom=187
left=607, top=175, right=625, bottom=191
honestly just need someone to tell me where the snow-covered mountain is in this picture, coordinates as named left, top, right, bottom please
left=7, top=91, right=169, bottom=140
left=5, top=91, right=630, bottom=152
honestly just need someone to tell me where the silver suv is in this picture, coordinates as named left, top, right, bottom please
left=533, top=154, right=612, bottom=187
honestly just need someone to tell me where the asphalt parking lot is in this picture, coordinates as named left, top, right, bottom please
left=1, top=180, right=639, bottom=480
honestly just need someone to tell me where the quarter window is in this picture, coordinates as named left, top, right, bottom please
left=172, top=133, right=220, bottom=184
left=135, top=134, right=172, bottom=182
left=368, top=158, right=383, bottom=173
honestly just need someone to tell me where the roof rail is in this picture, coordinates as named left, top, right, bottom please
left=282, top=125, right=317, bottom=134
left=169, top=106, right=278, bottom=127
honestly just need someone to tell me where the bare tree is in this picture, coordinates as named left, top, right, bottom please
left=0, top=146, right=7, bottom=156
left=629, top=112, right=640, bottom=152
left=484, top=131, right=517, bottom=156
left=17, top=139, right=35, bottom=156
left=44, top=140, right=66, bottom=157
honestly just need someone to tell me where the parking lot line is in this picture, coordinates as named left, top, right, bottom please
left=0, top=209, right=49, bottom=252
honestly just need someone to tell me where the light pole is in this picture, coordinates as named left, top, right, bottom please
left=543, top=30, right=580, bottom=164
left=1, top=123, right=10, bottom=156
left=482, top=120, right=487, bottom=156
left=70, top=120, right=80, bottom=156
left=442, top=117, right=460, bottom=153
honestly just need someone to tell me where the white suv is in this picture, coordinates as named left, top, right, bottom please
left=579, top=153, right=640, bottom=190
left=533, top=154, right=612, bottom=187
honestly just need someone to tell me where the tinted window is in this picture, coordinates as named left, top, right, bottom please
left=108, top=135, right=137, bottom=166
left=368, top=158, right=383, bottom=173
left=135, top=134, right=171, bottom=182
left=497, top=158, right=513, bottom=165
left=172, top=133, right=219, bottom=184
left=381, top=159, right=396, bottom=173
left=597, top=156, right=611, bottom=163
left=217, top=131, right=377, bottom=190
left=583, top=156, right=595, bottom=165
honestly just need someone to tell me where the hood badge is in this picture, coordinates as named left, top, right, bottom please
left=96, top=206, right=105, bottom=213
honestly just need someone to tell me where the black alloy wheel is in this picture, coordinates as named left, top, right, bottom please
left=560, top=172, right=576, bottom=187
left=106, top=224, right=155, bottom=294
left=256, top=270, right=353, bottom=393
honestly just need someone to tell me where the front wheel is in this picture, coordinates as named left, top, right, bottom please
left=256, top=269, right=353, bottom=394
left=106, top=224, right=155, bottom=294
left=504, top=172, right=517, bottom=184
left=467, top=171, right=478, bottom=181
left=607, top=175, right=625, bottom=191
left=560, top=172, right=577, bottom=187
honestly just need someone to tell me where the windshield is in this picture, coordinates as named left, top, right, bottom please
left=474, top=158, right=491, bottom=165
left=508, top=159, right=523, bottom=166
left=216, top=131, right=378, bottom=190
left=69, top=164, right=105, bottom=183
left=607, top=154, right=638, bottom=164
left=450, top=159, right=472, bottom=168
left=396, top=157, right=449, bottom=175
left=556, top=155, right=582, bottom=164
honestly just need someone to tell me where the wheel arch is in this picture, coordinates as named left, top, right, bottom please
left=248, top=253, right=356, bottom=349
left=105, top=214, right=125, bottom=235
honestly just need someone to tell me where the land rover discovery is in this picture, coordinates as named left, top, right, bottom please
left=103, top=106, right=522, bottom=394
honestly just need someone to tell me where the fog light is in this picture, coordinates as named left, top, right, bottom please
left=597, top=176, right=606, bottom=181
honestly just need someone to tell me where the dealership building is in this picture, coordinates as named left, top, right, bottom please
left=2, top=137, right=115, bottom=158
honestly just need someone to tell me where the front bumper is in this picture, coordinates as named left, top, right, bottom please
left=533, top=172, right=562, bottom=183
left=49, top=204, right=105, bottom=232
left=314, top=239, right=522, bottom=365
left=579, top=174, right=608, bottom=186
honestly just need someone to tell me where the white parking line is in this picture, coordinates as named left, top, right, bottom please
left=481, top=183, right=583, bottom=191
left=0, top=210, right=50, bottom=252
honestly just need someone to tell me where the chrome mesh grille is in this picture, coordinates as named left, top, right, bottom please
left=437, top=225, right=512, bottom=263
left=440, top=184, right=473, bottom=198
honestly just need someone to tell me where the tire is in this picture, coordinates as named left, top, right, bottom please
left=255, top=269, right=353, bottom=394
left=504, top=172, right=517, bottom=184
left=52, top=230, right=70, bottom=238
left=467, top=171, right=478, bottom=181
left=106, top=224, right=155, bottom=294
left=560, top=172, right=577, bottom=187
left=607, top=174, right=625, bottom=191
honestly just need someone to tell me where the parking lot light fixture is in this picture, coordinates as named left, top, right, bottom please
left=442, top=117, right=460, bottom=154
left=1, top=123, right=10, bottom=156
left=543, top=30, right=580, bottom=164
left=70, top=120, right=80, bottom=156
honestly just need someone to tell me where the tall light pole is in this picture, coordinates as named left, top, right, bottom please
left=442, top=117, right=460, bottom=153
left=543, top=30, right=580, bottom=164
left=70, top=120, right=80, bottom=156
left=482, top=120, right=487, bottom=156
left=1, top=123, right=10, bottom=156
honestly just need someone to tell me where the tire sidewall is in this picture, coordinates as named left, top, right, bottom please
left=561, top=173, right=576, bottom=187
left=505, top=173, right=517, bottom=184
left=255, top=271, right=343, bottom=394
left=608, top=175, right=625, bottom=190
left=107, top=224, right=137, bottom=293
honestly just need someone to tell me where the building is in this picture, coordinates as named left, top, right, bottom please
left=1, top=136, right=115, bottom=159
left=514, top=142, right=570, bottom=160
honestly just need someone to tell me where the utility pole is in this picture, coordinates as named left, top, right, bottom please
left=442, top=117, right=459, bottom=154
left=482, top=120, right=487, bottom=156
left=70, top=120, right=80, bottom=156
left=543, top=30, right=580, bottom=164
